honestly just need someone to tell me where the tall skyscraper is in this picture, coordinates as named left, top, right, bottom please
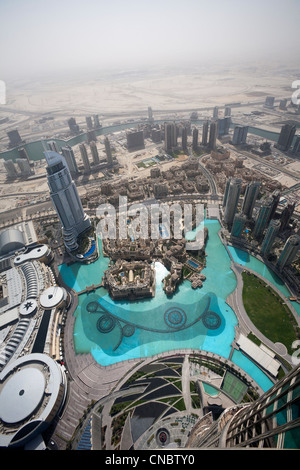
left=7, top=129, right=24, bottom=148
left=232, top=125, right=248, bottom=145
left=242, top=181, right=261, bottom=219
left=90, top=141, right=100, bottom=165
left=208, top=121, right=218, bottom=151
left=202, top=121, right=209, bottom=146
left=86, top=116, right=93, bottom=130
left=18, top=147, right=30, bottom=165
left=213, top=106, right=219, bottom=119
left=268, top=189, right=281, bottom=223
left=277, top=234, right=300, bottom=271
left=280, top=203, right=295, bottom=232
left=217, top=117, right=231, bottom=137
left=93, top=115, right=101, bottom=129
left=79, top=143, right=90, bottom=173
left=67, top=118, right=80, bottom=135
left=276, top=124, right=296, bottom=151
left=47, top=140, right=59, bottom=153
left=222, top=178, right=231, bottom=208
left=231, top=212, right=247, bottom=238
left=104, top=137, right=113, bottom=166
left=224, top=178, right=242, bottom=227
left=253, top=197, right=273, bottom=239
left=45, top=151, right=91, bottom=252
left=186, top=363, right=300, bottom=449
left=224, top=106, right=231, bottom=117
left=4, top=160, right=18, bottom=178
left=61, top=145, right=79, bottom=176
left=16, top=158, right=32, bottom=177
left=148, top=106, right=153, bottom=121
left=261, top=219, right=281, bottom=257
left=127, top=130, right=145, bottom=151
left=182, top=127, right=187, bottom=150
left=192, top=128, right=198, bottom=151
left=291, top=135, right=300, bottom=156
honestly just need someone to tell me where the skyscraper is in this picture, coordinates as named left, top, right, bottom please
left=277, top=234, right=300, bottom=271
left=261, top=219, right=281, bottom=257
left=7, top=129, right=24, bottom=148
left=231, top=212, right=247, bottom=238
left=79, top=143, right=90, bottom=173
left=242, top=181, right=261, bottom=219
left=86, top=116, right=93, bottom=130
left=217, top=117, right=231, bottom=137
left=104, top=137, right=113, bottom=166
left=16, top=158, right=32, bottom=177
left=67, top=118, right=80, bottom=135
left=182, top=127, right=187, bottom=151
left=208, top=121, right=218, bottom=151
left=186, top=363, right=300, bottom=449
left=45, top=151, right=91, bottom=252
left=202, top=121, right=209, bottom=146
left=192, top=128, right=198, bottom=151
left=232, top=125, right=248, bottom=145
left=276, top=124, right=296, bottom=151
left=224, top=178, right=242, bottom=227
left=213, top=106, right=219, bottom=119
left=268, top=189, right=281, bottom=223
left=253, top=197, right=273, bottom=239
left=90, top=141, right=100, bottom=165
left=61, top=145, right=79, bottom=176
left=280, top=202, right=295, bottom=232
left=224, top=106, right=231, bottom=117
left=4, top=160, right=18, bottom=178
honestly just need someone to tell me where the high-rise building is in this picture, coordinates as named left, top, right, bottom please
left=276, top=124, right=296, bottom=151
left=47, top=140, right=59, bottom=153
left=126, top=130, right=145, bottom=151
left=208, top=121, right=218, bottom=151
left=213, top=106, right=219, bottom=119
left=90, top=141, right=100, bottom=165
left=86, top=116, right=93, bottom=130
left=67, top=118, right=80, bottom=135
left=224, top=106, right=231, bottom=117
left=280, top=202, right=295, bottom=232
left=79, top=143, right=90, bottom=173
left=232, top=125, right=248, bottom=145
left=264, top=95, right=275, bottom=108
left=61, top=145, right=79, bottom=176
left=18, top=147, right=30, bottom=165
left=224, top=178, right=242, bottom=227
left=291, top=135, right=300, bottom=156
left=7, top=129, right=24, bottom=148
left=4, top=160, right=18, bottom=178
left=261, top=219, right=281, bottom=257
left=217, top=117, right=231, bottom=137
left=242, top=181, right=261, bottom=219
left=253, top=198, right=273, bottom=239
left=45, top=150, right=91, bottom=252
left=222, top=178, right=231, bottom=208
left=86, top=129, right=97, bottom=143
left=186, top=363, right=300, bottom=449
left=268, top=189, right=281, bottom=223
left=202, top=121, right=209, bottom=146
left=93, top=115, right=101, bottom=129
left=231, top=212, right=247, bottom=238
left=16, top=158, right=32, bottom=177
left=277, top=234, right=300, bottom=271
left=104, top=137, right=113, bottom=166
left=148, top=106, right=153, bottom=121
left=182, top=127, right=187, bottom=150
left=192, top=128, right=198, bottom=151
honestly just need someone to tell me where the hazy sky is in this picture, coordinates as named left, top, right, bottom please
left=1, top=0, right=300, bottom=79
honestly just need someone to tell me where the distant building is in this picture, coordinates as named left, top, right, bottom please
left=217, top=117, right=231, bottom=137
left=291, top=135, right=300, bottom=156
left=202, top=120, right=209, bottom=146
left=18, top=147, right=30, bottom=165
left=242, top=181, right=261, bottom=219
left=224, top=106, right=231, bottom=117
left=192, top=128, right=198, bottom=150
left=232, top=125, right=248, bottom=145
left=261, top=219, right=281, bottom=257
left=86, top=129, right=97, bottom=143
left=16, top=158, right=32, bottom=177
left=67, top=117, right=80, bottom=135
left=47, top=140, right=59, bottom=153
left=280, top=202, right=295, bottom=232
left=79, top=143, right=90, bottom=173
left=277, top=234, right=300, bottom=271
left=4, top=160, right=18, bottom=178
left=148, top=106, right=154, bottom=121
left=127, top=130, right=145, bottom=151
left=45, top=150, right=91, bottom=252
left=61, top=145, right=79, bottom=176
left=182, top=127, right=187, bottom=150
left=86, top=116, right=93, bottom=129
left=7, top=129, right=24, bottom=148
left=93, top=114, right=101, bottom=129
left=90, top=141, right=100, bottom=165
left=276, top=124, right=296, bottom=151
left=208, top=121, right=218, bottom=151
left=268, top=189, right=281, bottom=223
left=213, top=106, right=219, bottom=119
left=264, top=96, right=275, bottom=108
left=224, top=178, right=242, bottom=227
left=104, top=136, right=113, bottom=166
left=279, top=99, right=287, bottom=110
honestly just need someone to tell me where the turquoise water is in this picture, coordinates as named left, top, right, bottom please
left=58, top=219, right=277, bottom=393
left=202, top=382, right=220, bottom=396
left=231, top=350, right=274, bottom=392
left=227, top=245, right=300, bottom=317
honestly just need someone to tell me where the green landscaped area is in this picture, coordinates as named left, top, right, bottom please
left=242, top=272, right=300, bottom=355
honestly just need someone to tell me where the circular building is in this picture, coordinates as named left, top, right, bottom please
left=0, top=228, right=25, bottom=256
left=0, top=353, right=67, bottom=448
left=39, top=286, right=69, bottom=310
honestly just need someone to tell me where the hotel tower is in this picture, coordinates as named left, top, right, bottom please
left=45, top=150, right=91, bottom=252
